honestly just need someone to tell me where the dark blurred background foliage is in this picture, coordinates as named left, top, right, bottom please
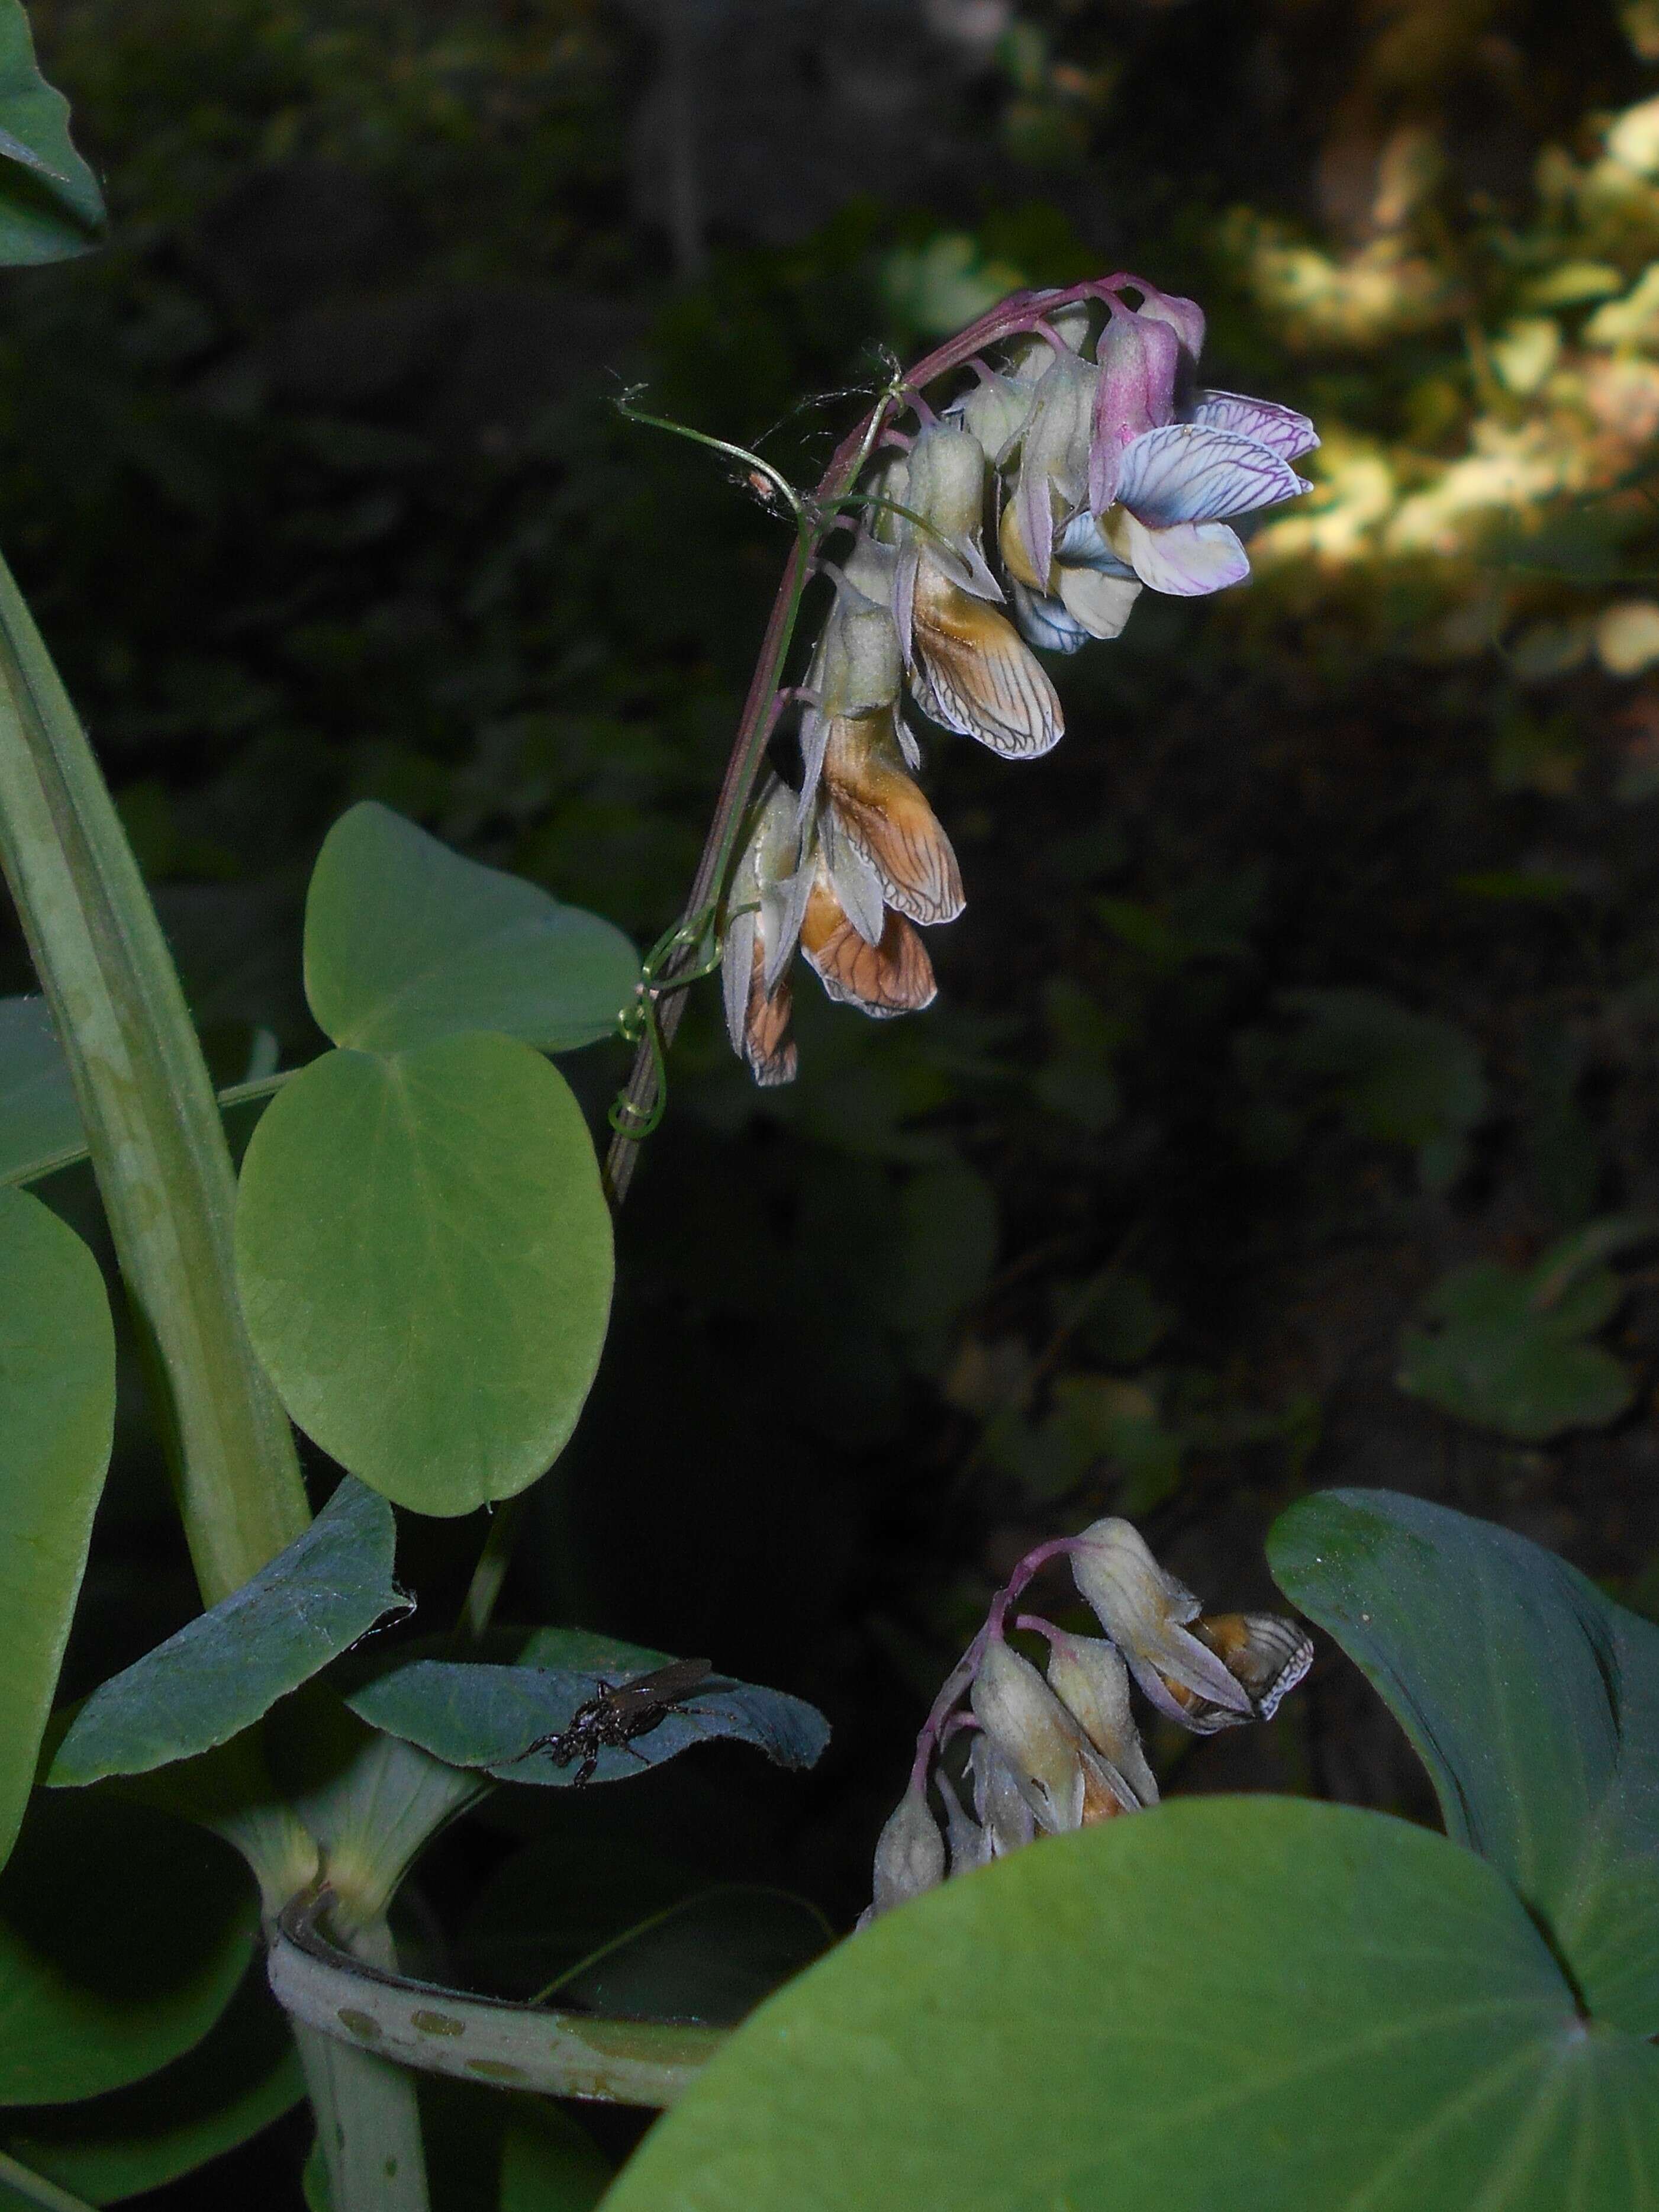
left=16, top=1, right=1659, bottom=2188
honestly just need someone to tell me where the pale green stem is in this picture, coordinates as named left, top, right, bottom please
left=271, top=1891, right=721, bottom=2105
left=0, top=2150, right=98, bottom=2212
left=0, top=546, right=308, bottom=1604
left=297, top=2028, right=429, bottom=2212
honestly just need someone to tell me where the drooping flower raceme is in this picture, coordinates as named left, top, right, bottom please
left=721, top=275, right=1317, bottom=1085
left=858, top=1512, right=1313, bottom=1926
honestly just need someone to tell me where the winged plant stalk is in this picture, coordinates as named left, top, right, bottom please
left=0, top=550, right=308, bottom=1604
left=0, top=552, right=417, bottom=2204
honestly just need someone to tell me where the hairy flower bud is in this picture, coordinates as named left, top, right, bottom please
left=868, top=1783, right=947, bottom=1919
left=967, top=1731, right=1036, bottom=1857
left=1069, top=1516, right=1253, bottom=1726
left=969, top=1637, right=1135, bottom=1832
left=721, top=775, right=806, bottom=1086
left=1010, top=350, right=1097, bottom=590
left=1133, top=285, right=1206, bottom=358
left=936, top=1761, right=991, bottom=1875
left=1042, top=1629, right=1159, bottom=1806
left=948, top=363, right=1038, bottom=462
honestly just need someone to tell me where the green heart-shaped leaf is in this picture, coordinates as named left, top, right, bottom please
left=0, top=1, right=103, bottom=268
left=235, top=1035, right=613, bottom=1514
left=1270, top=1486, right=1659, bottom=2035
left=595, top=1799, right=1659, bottom=2212
left=305, top=803, right=640, bottom=1056
left=49, top=1479, right=405, bottom=1788
left=0, top=1187, right=115, bottom=1871
left=0, top=1794, right=256, bottom=2105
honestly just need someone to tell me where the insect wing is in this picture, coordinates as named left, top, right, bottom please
left=605, top=1657, right=714, bottom=1722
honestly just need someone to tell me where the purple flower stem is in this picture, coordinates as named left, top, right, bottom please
left=603, top=270, right=1138, bottom=1204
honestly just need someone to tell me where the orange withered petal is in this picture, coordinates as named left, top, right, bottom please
left=824, top=713, right=964, bottom=926
left=910, top=563, right=1062, bottom=760
left=742, top=941, right=797, bottom=1087
left=802, top=875, right=937, bottom=1018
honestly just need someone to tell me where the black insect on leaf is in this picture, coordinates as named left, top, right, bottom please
left=513, top=1658, right=714, bottom=1785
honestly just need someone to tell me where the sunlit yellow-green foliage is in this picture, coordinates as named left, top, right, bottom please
left=1233, top=76, right=1659, bottom=694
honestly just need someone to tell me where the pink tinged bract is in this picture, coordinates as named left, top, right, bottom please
left=1191, top=388, right=1320, bottom=463
left=1132, top=284, right=1206, bottom=358
left=1089, top=311, right=1180, bottom=514
left=1116, top=422, right=1310, bottom=528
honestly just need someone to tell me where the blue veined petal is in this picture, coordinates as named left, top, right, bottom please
left=1112, top=514, right=1251, bottom=596
left=1116, top=423, right=1309, bottom=527
left=1191, top=388, right=1319, bottom=462
left=1055, top=508, right=1139, bottom=577
left=1010, top=578, right=1090, bottom=655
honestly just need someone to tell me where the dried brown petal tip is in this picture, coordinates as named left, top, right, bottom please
left=803, top=875, right=937, bottom=1018
left=910, top=566, right=1063, bottom=760
left=1159, top=1612, right=1315, bottom=1734
left=824, top=712, right=964, bottom=925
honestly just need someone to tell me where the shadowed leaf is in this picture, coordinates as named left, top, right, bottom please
left=1270, top=1487, right=1659, bottom=2036
left=49, top=1480, right=406, bottom=1788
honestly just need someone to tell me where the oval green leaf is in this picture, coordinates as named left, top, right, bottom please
left=1270, top=1486, right=1659, bottom=2035
left=305, top=803, right=640, bottom=1056
left=0, top=1794, right=256, bottom=2105
left=0, top=0, right=104, bottom=267
left=0, top=1187, right=115, bottom=1870
left=234, top=1036, right=613, bottom=1514
left=4, top=1967, right=301, bottom=2203
left=598, top=1798, right=1659, bottom=2212
left=345, top=1644, right=830, bottom=1787
left=49, top=1480, right=407, bottom=1788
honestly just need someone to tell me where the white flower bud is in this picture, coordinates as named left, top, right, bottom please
left=1042, top=1630, right=1159, bottom=1806
left=968, top=1637, right=1138, bottom=1831
left=869, top=1783, right=948, bottom=1918
left=967, top=1732, right=1035, bottom=1856
left=1070, top=1518, right=1252, bottom=1725
left=947, top=366, right=1036, bottom=463
left=819, top=577, right=903, bottom=720
left=905, top=421, right=990, bottom=545
left=939, top=1765, right=993, bottom=1875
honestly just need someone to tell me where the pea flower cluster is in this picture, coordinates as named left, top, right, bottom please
left=860, top=1516, right=1313, bottom=1924
left=723, top=279, right=1318, bottom=1086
